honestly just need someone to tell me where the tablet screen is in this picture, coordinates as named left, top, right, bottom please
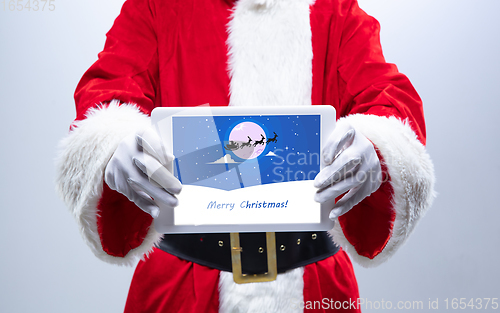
left=152, top=106, right=336, bottom=233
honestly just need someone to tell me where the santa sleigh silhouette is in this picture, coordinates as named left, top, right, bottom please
left=224, top=132, right=278, bottom=151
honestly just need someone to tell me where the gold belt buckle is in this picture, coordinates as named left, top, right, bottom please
left=230, top=232, right=278, bottom=284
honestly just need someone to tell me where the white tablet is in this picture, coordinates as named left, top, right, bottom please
left=151, top=105, right=336, bottom=233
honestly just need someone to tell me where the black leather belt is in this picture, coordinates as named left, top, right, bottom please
left=157, top=232, right=339, bottom=276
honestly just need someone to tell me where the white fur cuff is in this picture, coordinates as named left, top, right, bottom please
left=330, top=114, right=436, bottom=267
left=55, top=101, right=162, bottom=266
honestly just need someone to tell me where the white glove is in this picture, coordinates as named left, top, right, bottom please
left=314, top=122, right=382, bottom=220
left=104, top=127, right=182, bottom=218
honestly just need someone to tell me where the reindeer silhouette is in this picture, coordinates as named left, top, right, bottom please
left=224, top=140, right=240, bottom=151
left=266, top=132, right=278, bottom=144
left=240, top=136, right=253, bottom=148
left=253, top=134, right=266, bottom=147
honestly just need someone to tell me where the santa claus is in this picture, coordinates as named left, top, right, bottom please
left=56, top=0, right=435, bottom=312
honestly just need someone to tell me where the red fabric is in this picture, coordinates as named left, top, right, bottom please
left=125, top=249, right=220, bottom=313
left=303, top=250, right=361, bottom=312
left=310, top=0, right=425, bottom=259
left=124, top=248, right=359, bottom=313
left=310, top=0, right=426, bottom=144
left=338, top=148, right=395, bottom=259
left=74, top=0, right=233, bottom=122
left=97, top=184, right=153, bottom=258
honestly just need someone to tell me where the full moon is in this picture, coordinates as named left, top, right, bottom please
left=227, top=122, right=267, bottom=160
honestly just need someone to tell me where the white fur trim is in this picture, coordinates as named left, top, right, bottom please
left=55, top=101, right=162, bottom=266
left=221, top=1, right=314, bottom=309
left=219, top=268, right=304, bottom=313
left=227, top=0, right=315, bottom=107
left=330, top=114, right=436, bottom=268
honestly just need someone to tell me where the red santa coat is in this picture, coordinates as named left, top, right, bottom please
left=56, top=0, right=435, bottom=312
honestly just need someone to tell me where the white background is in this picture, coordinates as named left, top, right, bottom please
left=1, top=0, right=499, bottom=312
